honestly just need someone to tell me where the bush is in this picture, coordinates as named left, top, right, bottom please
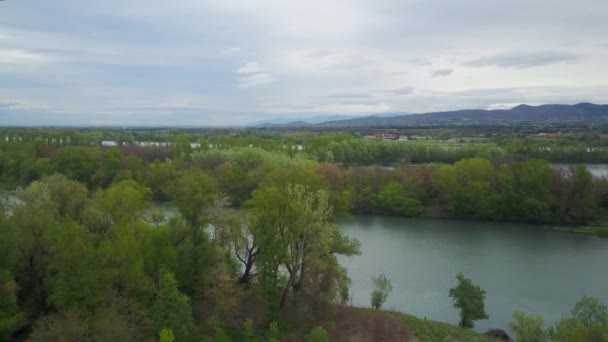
left=508, top=311, right=547, bottom=342
left=306, top=326, right=329, bottom=342
left=371, top=274, right=393, bottom=310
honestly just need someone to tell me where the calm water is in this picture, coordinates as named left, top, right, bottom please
left=152, top=203, right=608, bottom=332
left=337, top=216, right=608, bottom=333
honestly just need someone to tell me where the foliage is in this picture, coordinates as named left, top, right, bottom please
left=448, top=272, right=488, bottom=328
left=248, top=184, right=360, bottom=314
left=243, top=318, right=254, bottom=341
left=509, top=311, right=548, bottom=342
left=0, top=270, right=26, bottom=341
left=95, top=179, right=152, bottom=225
left=571, top=296, right=608, bottom=327
left=151, top=268, right=197, bottom=342
left=305, top=326, right=329, bottom=342
left=512, top=297, right=608, bottom=342
left=168, top=170, right=217, bottom=228
left=2, top=128, right=608, bottom=341
left=370, top=274, right=393, bottom=310
left=268, top=320, right=281, bottom=342
left=160, top=328, right=175, bottom=342
left=377, top=181, right=423, bottom=217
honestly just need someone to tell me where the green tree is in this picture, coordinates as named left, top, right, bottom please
left=173, top=135, right=193, bottom=161
left=370, top=273, right=393, bottom=310
left=306, top=326, right=329, bottom=342
left=433, top=158, right=496, bottom=219
left=249, top=184, right=360, bottom=312
left=448, top=272, right=488, bottom=328
left=509, top=311, right=548, bottom=342
left=377, top=181, right=423, bottom=217
left=243, top=318, right=254, bottom=341
left=43, top=174, right=89, bottom=222
left=99, top=222, right=152, bottom=301
left=151, top=268, right=197, bottom=342
left=47, top=222, right=106, bottom=314
left=0, top=270, right=26, bottom=341
left=547, top=296, right=608, bottom=341
left=11, top=206, right=55, bottom=319
left=567, top=165, right=596, bottom=223
left=268, top=321, right=281, bottom=342
left=95, top=180, right=152, bottom=226
left=499, top=160, right=552, bottom=222
left=169, top=171, right=217, bottom=228
left=159, top=328, right=175, bottom=342
left=571, top=296, right=608, bottom=327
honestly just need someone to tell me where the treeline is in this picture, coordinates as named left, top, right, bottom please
left=6, top=128, right=608, bottom=164
left=343, top=158, right=598, bottom=224
left=1, top=139, right=604, bottom=224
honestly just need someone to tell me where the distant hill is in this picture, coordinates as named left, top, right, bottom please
left=315, top=103, right=608, bottom=127
left=250, top=115, right=359, bottom=126
left=249, top=113, right=407, bottom=126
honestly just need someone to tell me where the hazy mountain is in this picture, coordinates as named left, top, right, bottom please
left=250, top=113, right=407, bottom=126
left=316, top=103, right=608, bottom=127
left=250, top=115, right=358, bottom=126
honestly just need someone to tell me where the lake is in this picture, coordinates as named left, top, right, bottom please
left=337, top=216, right=608, bottom=334
left=152, top=203, right=608, bottom=333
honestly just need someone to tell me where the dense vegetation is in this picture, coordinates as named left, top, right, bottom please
left=509, top=296, right=608, bottom=342
left=0, top=174, right=363, bottom=340
left=1, top=130, right=604, bottom=225
left=1, top=128, right=608, bottom=341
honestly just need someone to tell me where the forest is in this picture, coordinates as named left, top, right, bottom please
left=1, top=128, right=607, bottom=341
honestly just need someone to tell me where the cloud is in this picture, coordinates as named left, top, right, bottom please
left=220, top=47, right=241, bottom=56
left=431, top=68, right=453, bottom=77
left=237, top=73, right=274, bottom=89
left=236, top=61, right=262, bottom=74
left=1, top=0, right=608, bottom=125
left=464, top=51, right=582, bottom=69
left=0, top=49, right=44, bottom=64
left=235, top=61, right=273, bottom=88
left=391, top=87, right=415, bottom=95
left=405, top=58, right=432, bottom=66
left=484, top=102, right=547, bottom=110
left=312, top=103, right=391, bottom=114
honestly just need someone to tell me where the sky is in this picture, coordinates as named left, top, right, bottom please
left=1, top=0, right=608, bottom=126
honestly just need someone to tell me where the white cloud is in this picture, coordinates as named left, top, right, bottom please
left=464, top=51, right=582, bottom=69
left=235, top=61, right=273, bottom=88
left=220, top=47, right=241, bottom=56
left=1, top=0, right=607, bottom=125
left=237, top=61, right=262, bottom=74
left=237, top=73, right=274, bottom=88
left=0, top=49, right=44, bottom=64
left=312, top=103, right=391, bottom=114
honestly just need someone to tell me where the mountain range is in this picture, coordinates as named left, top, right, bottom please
left=251, top=103, right=608, bottom=128
left=249, top=113, right=407, bottom=126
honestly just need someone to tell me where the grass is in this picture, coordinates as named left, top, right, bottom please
left=399, top=313, right=489, bottom=342
left=552, top=225, right=608, bottom=237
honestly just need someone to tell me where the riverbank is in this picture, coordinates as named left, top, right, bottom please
left=296, top=306, right=489, bottom=341
left=552, top=225, right=608, bottom=237
left=398, top=312, right=489, bottom=342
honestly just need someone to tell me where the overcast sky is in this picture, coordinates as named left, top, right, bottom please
left=1, top=0, right=608, bottom=126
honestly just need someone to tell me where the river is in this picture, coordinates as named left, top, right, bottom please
left=337, top=215, right=608, bottom=334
